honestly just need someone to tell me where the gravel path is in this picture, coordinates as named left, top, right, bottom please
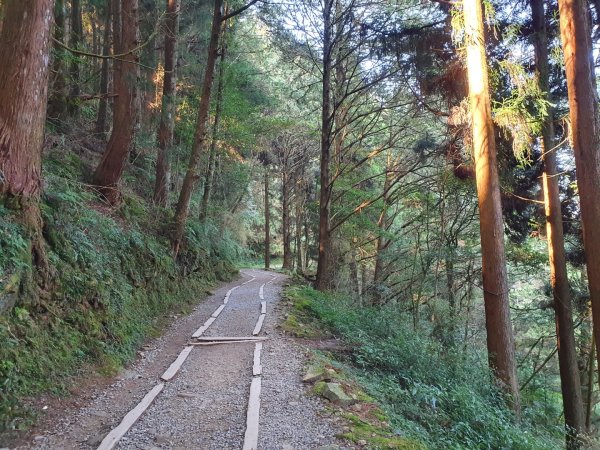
left=10, top=269, right=351, bottom=450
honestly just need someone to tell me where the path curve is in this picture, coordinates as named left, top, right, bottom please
left=13, top=269, right=349, bottom=450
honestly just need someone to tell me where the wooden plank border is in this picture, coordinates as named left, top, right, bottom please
left=252, top=314, right=265, bottom=336
left=211, top=304, right=226, bottom=318
left=192, top=317, right=216, bottom=338
left=195, top=336, right=267, bottom=342
left=161, top=346, right=194, bottom=381
left=189, top=340, right=258, bottom=346
left=253, top=342, right=263, bottom=376
left=242, top=377, right=262, bottom=450
left=97, top=383, right=164, bottom=450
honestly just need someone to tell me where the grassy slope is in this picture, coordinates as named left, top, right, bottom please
left=283, top=284, right=563, bottom=450
left=0, top=147, right=239, bottom=431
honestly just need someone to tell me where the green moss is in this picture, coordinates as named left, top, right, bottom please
left=281, top=312, right=322, bottom=339
left=340, top=413, right=427, bottom=450
left=313, top=381, right=327, bottom=395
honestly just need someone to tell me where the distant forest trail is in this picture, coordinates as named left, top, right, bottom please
left=12, top=270, right=348, bottom=450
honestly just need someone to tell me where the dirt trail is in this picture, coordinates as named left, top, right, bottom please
left=10, top=269, right=350, bottom=450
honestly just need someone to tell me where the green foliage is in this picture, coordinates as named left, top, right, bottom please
left=285, top=285, right=563, bottom=450
left=493, top=61, right=551, bottom=163
left=0, top=207, right=31, bottom=279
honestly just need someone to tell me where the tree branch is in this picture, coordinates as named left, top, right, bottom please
left=221, top=0, right=261, bottom=21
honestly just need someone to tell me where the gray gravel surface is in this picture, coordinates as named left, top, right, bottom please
left=11, top=269, right=351, bottom=450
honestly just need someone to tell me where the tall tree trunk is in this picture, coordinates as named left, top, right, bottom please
left=349, top=246, right=359, bottom=295
left=315, top=0, right=334, bottom=291
left=295, top=198, right=304, bottom=274
left=153, top=0, right=180, bottom=206
left=171, top=0, right=222, bottom=256
left=558, top=0, right=600, bottom=402
left=139, top=0, right=159, bottom=127
left=264, top=169, right=271, bottom=270
left=281, top=170, right=292, bottom=270
left=0, top=0, right=54, bottom=279
left=531, top=0, right=584, bottom=445
left=585, top=334, right=595, bottom=432
left=68, top=0, right=82, bottom=115
left=463, top=0, right=520, bottom=410
left=112, top=0, right=122, bottom=66
left=95, top=0, right=112, bottom=135
left=92, top=0, right=139, bottom=204
left=48, top=0, right=67, bottom=120
left=199, top=16, right=228, bottom=220
left=373, top=152, right=393, bottom=303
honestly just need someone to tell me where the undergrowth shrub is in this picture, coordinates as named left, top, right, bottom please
left=286, top=285, right=563, bottom=450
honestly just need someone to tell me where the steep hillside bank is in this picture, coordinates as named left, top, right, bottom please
left=0, top=144, right=239, bottom=432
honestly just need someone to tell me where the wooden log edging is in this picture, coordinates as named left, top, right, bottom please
left=189, top=340, right=259, bottom=346
left=161, top=346, right=194, bottom=381
left=253, top=342, right=263, bottom=376
left=212, top=304, right=226, bottom=318
left=97, top=383, right=165, bottom=450
left=196, top=336, right=267, bottom=342
left=192, top=317, right=216, bottom=338
left=252, top=314, right=265, bottom=336
left=243, top=374, right=262, bottom=450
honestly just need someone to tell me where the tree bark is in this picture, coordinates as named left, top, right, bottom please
left=95, top=0, right=112, bottom=136
left=92, top=0, right=139, bottom=204
left=0, top=0, right=54, bottom=278
left=171, top=0, right=222, bottom=256
left=585, top=334, right=595, bottom=433
left=530, top=0, right=584, bottom=445
left=558, top=0, right=600, bottom=409
left=199, top=16, right=228, bottom=221
left=373, top=152, right=393, bottom=303
left=48, top=0, right=67, bottom=120
left=463, top=0, right=520, bottom=410
left=264, top=169, right=271, bottom=270
left=281, top=169, right=292, bottom=270
left=315, top=0, right=334, bottom=291
left=153, top=0, right=180, bottom=206
left=67, top=0, right=82, bottom=116
left=295, top=197, right=304, bottom=274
